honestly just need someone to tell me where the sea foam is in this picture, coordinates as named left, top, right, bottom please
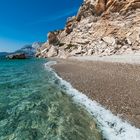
left=45, top=61, right=140, bottom=140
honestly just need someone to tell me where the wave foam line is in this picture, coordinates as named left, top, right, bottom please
left=44, top=61, right=140, bottom=140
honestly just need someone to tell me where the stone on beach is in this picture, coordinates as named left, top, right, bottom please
left=102, top=36, right=116, bottom=45
left=47, top=46, right=58, bottom=57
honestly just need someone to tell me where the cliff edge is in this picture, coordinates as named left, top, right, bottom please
left=36, top=0, right=140, bottom=58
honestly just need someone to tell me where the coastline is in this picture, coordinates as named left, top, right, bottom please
left=51, top=56, right=140, bottom=128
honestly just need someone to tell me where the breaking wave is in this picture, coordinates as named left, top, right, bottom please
left=45, top=61, right=140, bottom=140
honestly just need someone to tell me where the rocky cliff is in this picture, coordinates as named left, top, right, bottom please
left=36, top=0, right=140, bottom=58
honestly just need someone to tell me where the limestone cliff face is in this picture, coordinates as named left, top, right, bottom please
left=36, top=0, right=140, bottom=58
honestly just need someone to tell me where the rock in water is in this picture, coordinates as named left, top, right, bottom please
left=6, top=53, right=27, bottom=59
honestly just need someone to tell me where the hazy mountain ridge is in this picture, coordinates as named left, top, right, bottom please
left=0, top=52, right=10, bottom=56
left=0, top=52, right=12, bottom=59
left=0, top=42, right=42, bottom=58
left=15, top=45, right=36, bottom=57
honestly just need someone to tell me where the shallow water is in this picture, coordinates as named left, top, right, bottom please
left=0, top=59, right=102, bottom=140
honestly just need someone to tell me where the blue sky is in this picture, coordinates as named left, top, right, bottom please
left=0, top=0, right=83, bottom=52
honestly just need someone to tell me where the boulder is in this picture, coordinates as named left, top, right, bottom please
left=87, top=49, right=94, bottom=55
left=48, top=32, right=59, bottom=45
left=70, top=46, right=85, bottom=56
left=47, top=46, right=58, bottom=57
left=76, top=0, right=95, bottom=21
left=35, top=52, right=41, bottom=57
left=102, top=36, right=116, bottom=45
left=76, top=39, right=90, bottom=44
left=58, top=50, right=70, bottom=59
left=65, top=16, right=77, bottom=34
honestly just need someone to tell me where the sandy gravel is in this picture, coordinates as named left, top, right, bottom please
left=51, top=58, right=140, bottom=128
left=71, top=54, right=140, bottom=64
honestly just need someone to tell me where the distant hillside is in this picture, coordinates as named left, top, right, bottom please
left=15, top=45, right=36, bottom=57
left=0, top=52, right=9, bottom=56
left=0, top=43, right=42, bottom=59
left=0, top=52, right=10, bottom=59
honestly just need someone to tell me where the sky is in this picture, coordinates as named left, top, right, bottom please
left=0, top=0, right=83, bottom=52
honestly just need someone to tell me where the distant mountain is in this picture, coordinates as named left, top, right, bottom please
left=14, top=45, right=36, bottom=57
left=0, top=42, right=43, bottom=59
left=0, top=52, right=10, bottom=59
left=0, top=52, right=9, bottom=56
left=32, top=42, right=43, bottom=49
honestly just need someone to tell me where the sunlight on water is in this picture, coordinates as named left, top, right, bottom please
left=0, top=59, right=102, bottom=140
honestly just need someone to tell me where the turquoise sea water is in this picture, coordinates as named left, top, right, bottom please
left=0, top=59, right=102, bottom=140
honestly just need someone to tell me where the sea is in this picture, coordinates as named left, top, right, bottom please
left=0, top=58, right=102, bottom=140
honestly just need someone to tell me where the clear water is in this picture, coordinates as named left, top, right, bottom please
left=0, top=59, right=102, bottom=140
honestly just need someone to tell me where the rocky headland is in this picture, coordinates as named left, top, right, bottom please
left=36, top=0, right=140, bottom=58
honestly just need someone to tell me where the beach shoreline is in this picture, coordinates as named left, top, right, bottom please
left=51, top=56, right=140, bottom=128
left=71, top=54, right=140, bottom=64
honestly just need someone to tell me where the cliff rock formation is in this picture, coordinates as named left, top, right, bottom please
left=36, top=0, right=140, bottom=58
